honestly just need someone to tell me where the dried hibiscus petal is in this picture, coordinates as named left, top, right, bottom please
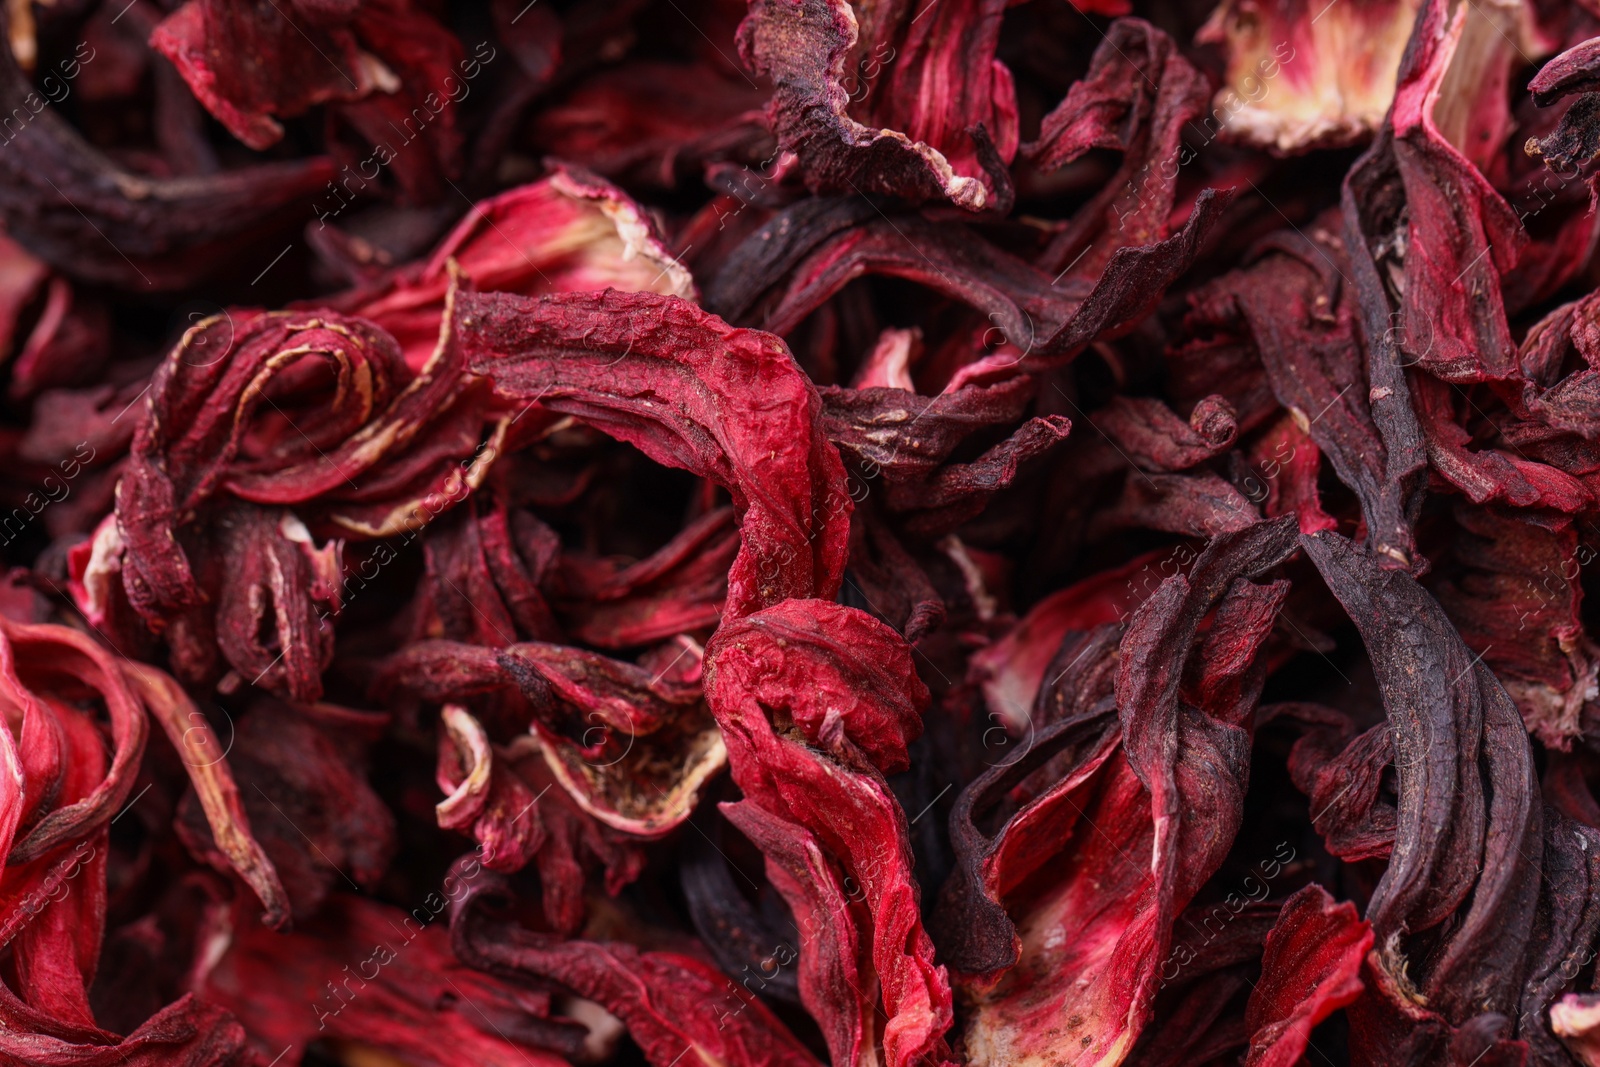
left=1243, top=885, right=1372, bottom=1066
left=940, top=519, right=1298, bottom=1065
left=327, top=165, right=697, bottom=369
left=1195, top=0, right=1420, bottom=152
left=172, top=697, right=396, bottom=923
left=1301, top=530, right=1543, bottom=1054
left=455, top=286, right=850, bottom=615
left=704, top=599, right=952, bottom=1067
left=10, top=2, right=1600, bottom=1064
left=0, top=3, right=332, bottom=291
left=452, top=869, right=821, bottom=1067
left=1024, top=19, right=1209, bottom=281
left=820, top=376, right=1071, bottom=537
left=149, top=0, right=392, bottom=152
left=105, top=296, right=502, bottom=699
left=735, top=0, right=1009, bottom=210
left=195, top=889, right=582, bottom=1066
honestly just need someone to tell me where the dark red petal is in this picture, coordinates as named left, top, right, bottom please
left=457, top=287, right=850, bottom=616
left=1243, top=885, right=1371, bottom=1067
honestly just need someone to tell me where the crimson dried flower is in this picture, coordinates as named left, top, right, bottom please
left=6, top=1, right=1600, bottom=1065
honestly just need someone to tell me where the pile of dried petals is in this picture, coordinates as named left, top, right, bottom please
left=6, top=0, right=1600, bottom=1065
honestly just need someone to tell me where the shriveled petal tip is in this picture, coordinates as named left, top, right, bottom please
left=1530, top=37, right=1600, bottom=106
left=821, top=380, right=1071, bottom=537
left=437, top=704, right=495, bottom=829
left=124, top=661, right=291, bottom=929
left=441, top=733, right=550, bottom=876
